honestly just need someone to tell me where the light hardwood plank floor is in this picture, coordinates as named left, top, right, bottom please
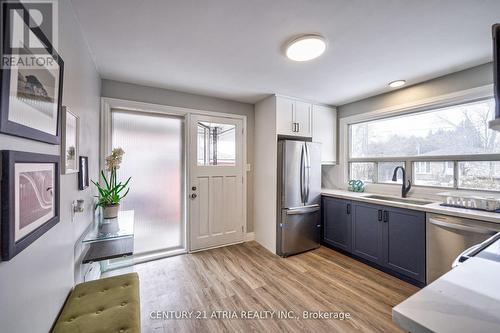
left=105, top=242, right=419, bottom=333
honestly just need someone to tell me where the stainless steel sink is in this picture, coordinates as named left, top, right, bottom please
left=365, top=195, right=433, bottom=206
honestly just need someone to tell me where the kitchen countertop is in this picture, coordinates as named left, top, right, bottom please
left=392, top=256, right=500, bottom=333
left=321, top=188, right=500, bottom=224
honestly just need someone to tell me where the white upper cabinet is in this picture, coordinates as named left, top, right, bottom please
left=294, top=100, right=312, bottom=137
left=276, top=97, right=295, bottom=136
left=276, top=96, right=312, bottom=137
left=274, top=95, right=336, bottom=163
left=313, top=105, right=337, bottom=164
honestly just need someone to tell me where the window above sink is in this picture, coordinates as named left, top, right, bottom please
left=347, top=98, right=500, bottom=192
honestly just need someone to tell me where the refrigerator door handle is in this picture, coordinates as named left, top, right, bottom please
left=285, top=205, right=320, bottom=215
left=305, top=143, right=311, bottom=203
left=300, top=144, right=305, bottom=204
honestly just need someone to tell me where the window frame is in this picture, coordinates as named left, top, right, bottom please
left=414, top=161, right=431, bottom=175
left=345, top=93, right=500, bottom=193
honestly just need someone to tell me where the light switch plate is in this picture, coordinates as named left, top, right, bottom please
left=246, top=163, right=251, bottom=172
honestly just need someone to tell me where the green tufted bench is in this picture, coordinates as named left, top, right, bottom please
left=52, top=273, right=141, bottom=333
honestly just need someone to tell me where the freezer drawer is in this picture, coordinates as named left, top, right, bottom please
left=277, top=205, right=321, bottom=257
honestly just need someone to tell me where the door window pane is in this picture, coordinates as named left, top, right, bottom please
left=197, top=122, right=236, bottom=166
left=378, top=162, right=404, bottom=184
left=350, top=99, right=500, bottom=158
left=350, top=162, right=375, bottom=183
left=458, top=161, right=500, bottom=191
left=413, top=161, right=454, bottom=187
left=112, top=111, right=183, bottom=253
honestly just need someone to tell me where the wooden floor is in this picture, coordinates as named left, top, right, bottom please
left=105, top=242, right=419, bottom=333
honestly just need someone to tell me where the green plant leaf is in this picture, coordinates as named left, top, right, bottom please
left=101, top=170, right=111, bottom=190
left=120, top=188, right=130, bottom=200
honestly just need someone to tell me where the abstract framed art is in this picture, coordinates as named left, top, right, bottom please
left=0, top=1, right=64, bottom=144
left=1, top=151, right=60, bottom=260
left=78, top=156, right=89, bottom=190
left=61, top=107, right=79, bottom=174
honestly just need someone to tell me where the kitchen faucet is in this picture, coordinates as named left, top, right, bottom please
left=392, top=166, right=412, bottom=198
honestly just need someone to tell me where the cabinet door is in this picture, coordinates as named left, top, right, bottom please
left=383, top=207, right=426, bottom=283
left=322, top=197, right=351, bottom=252
left=352, top=202, right=384, bottom=265
left=276, top=97, right=295, bottom=136
left=294, top=100, right=312, bottom=137
left=312, top=105, right=337, bottom=164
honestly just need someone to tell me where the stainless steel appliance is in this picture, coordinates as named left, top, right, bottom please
left=453, top=232, right=500, bottom=267
left=277, top=140, right=321, bottom=257
left=426, top=213, right=500, bottom=283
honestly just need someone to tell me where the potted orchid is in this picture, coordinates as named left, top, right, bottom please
left=92, top=148, right=131, bottom=219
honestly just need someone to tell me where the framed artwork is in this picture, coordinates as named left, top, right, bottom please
left=0, top=2, right=64, bottom=144
left=78, top=156, right=89, bottom=190
left=61, top=107, right=79, bottom=174
left=1, top=151, right=60, bottom=261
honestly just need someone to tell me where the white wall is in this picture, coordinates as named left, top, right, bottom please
left=253, top=96, right=278, bottom=254
left=101, top=79, right=255, bottom=232
left=0, top=1, right=101, bottom=332
left=323, top=62, right=494, bottom=194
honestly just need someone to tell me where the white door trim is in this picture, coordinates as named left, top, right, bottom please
left=100, top=97, right=247, bottom=254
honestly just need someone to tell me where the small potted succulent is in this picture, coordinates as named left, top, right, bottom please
left=92, top=148, right=131, bottom=219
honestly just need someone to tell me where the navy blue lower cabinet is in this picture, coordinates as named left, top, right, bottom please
left=322, top=197, right=352, bottom=252
left=321, top=196, right=426, bottom=286
left=382, top=207, right=426, bottom=284
left=351, top=202, right=384, bottom=265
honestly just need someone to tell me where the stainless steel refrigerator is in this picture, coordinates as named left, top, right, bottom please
left=277, top=140, right=321, bottom=257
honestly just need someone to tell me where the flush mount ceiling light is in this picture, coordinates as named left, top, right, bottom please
left=285, top=34, right=327, bottom=62
left=388, top=80, right=406, bottom=88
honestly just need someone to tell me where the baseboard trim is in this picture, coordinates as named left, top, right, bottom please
left=245, top=232, right=255, bottom=242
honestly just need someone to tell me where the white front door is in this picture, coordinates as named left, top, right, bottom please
left=189, top=114, right=245, bottom=251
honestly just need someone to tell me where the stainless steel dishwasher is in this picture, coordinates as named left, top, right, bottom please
left=426, top=213, right=500, bottom=283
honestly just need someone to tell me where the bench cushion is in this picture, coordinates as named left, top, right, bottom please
left=52, top=273, right=140, bottom=333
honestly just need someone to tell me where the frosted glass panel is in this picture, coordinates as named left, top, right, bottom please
left=112, top=110, right=183, bottom=253
left=197, top=122, right=235, bottom=166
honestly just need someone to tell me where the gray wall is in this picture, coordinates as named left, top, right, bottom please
left=101, top=79, right=255, bottom=232
left=0, top=1, right=101, bottom=332
left=339, top=62, right=493, bottom=118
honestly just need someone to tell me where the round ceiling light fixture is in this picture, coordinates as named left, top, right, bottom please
left=388, top=80, right=406, bottom=88
left=285, top=34, right=327, bottom=62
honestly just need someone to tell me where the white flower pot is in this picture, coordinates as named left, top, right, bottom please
left=103, top=204, right=120, bottom=219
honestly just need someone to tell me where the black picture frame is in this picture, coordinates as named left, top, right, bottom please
left=78, top=156, right=89, bottom=190
left=0, top=1, right=64, bottom=144
left=1, top=151, right=60, bottom=260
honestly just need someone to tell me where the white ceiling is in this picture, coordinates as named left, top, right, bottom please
left=71, top=0, right=500, bottom=105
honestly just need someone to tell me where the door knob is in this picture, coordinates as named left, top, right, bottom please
left=191, top=193, right=197, bottom=199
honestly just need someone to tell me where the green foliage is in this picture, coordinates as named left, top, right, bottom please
left=92, top=168, right=131, bottom=208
